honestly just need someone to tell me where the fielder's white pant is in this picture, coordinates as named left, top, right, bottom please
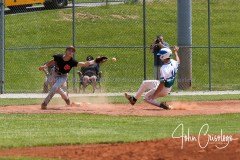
left=135, top=80, right=171, bottom=107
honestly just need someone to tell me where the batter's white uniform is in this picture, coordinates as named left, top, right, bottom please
left=134, top=59, right=179, bottom=106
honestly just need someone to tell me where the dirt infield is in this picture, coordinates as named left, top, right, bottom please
left=0, top=100, right=240, bottom=116
left=0, top=100, right=240, bottom=159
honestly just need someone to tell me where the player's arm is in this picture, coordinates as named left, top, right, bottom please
left=173, top=46, right=180, bottom=64
left=158, top=38, right=169, bottom=48
left=39, top=60, right=55, bottom=71
left=77, top=60, right=95, bottom=67
left=77, top=56, right=108, bottom=67
left=158, top=42, right=166, bottom=48
left=150, top=39, right=157, bottom=52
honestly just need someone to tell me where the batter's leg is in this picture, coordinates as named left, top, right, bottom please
left=144, top=87, right=172, bottom=109
left=135, top=80, right=159, bottom=99
left=125, top=80, right=159, bottom=105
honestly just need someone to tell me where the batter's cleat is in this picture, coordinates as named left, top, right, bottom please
left=64, top=99, right=71, bottom=105
left=124, top=93, right=137, bottom=105
left=41, top=102, right=47, bottom=110
left=159, top=102, right=172, bottom=110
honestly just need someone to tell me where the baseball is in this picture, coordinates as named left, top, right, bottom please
left=112, top=57, right=117, bottom=62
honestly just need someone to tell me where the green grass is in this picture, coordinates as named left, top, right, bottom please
left=0, top=113, right=239, bottom=149
left=4, top=1, right=240, bottom=92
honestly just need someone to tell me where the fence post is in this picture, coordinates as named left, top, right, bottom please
left=142, top=0, right=146, bottom=80
left=0, top=0, right=5, bottom=94
left=177, top=0, right=192, bottom=90
left=72, top=0, right=77, bottom=93
left=207, top=0, right=212, bottom=91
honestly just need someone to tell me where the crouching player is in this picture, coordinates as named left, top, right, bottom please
left=125, top=46, right=180, bottom=110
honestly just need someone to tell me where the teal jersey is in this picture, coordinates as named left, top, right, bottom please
left=159, top=59, right=179, bottom=88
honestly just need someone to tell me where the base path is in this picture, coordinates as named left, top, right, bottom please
left=0, top=100, right=240, bottom=116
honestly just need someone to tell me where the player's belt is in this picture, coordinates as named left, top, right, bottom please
left=55, top=70, right=67, bottom=76
left=57, top=72, right=67, bottom=76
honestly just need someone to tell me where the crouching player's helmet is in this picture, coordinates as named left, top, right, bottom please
left=157, top=48, right=172, bottom=61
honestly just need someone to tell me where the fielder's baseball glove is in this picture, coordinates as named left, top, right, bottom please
left=95, top=56, right=108, bottom=63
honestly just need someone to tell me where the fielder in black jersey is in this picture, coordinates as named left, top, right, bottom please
left=39, top=46, right=108, bottom=110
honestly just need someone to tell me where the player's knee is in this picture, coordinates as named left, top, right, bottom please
left=141, top=80, right=154, bottom=87
left=51, top=85, right=59, bottom=92
left=90, top=76, right=97, bottom=82
left=141, top=81, right=148, bottom=89
left=83, top=76, right=89, bottom=81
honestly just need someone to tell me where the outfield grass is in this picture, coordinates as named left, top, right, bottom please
left=0, top=113, right=239, bottom=149
left=5, top=1, right=240, bottom=93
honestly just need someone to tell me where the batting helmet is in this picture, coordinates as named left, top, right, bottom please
left=66, top=46, right=76, bottom=53
left=157, top=48, right=172, bottom=61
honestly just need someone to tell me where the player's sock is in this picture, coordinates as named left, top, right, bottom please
left=64, top=99, right=70, bottom=105
left=41, top=102, right=47, bottom=110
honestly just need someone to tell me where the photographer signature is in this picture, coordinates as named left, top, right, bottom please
left=172, top=123, right=238, bottom=149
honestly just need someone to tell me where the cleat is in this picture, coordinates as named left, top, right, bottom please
left=159, top=102, right=171, bottom=110
left=65, top=99, right=70, bottom=105
left=41, top=102, right=47, bottom=110
left=168, top=105, right=173, bottom=110
left=124, top=93, right=137, bottom=105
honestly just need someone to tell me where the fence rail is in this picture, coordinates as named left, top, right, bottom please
left=1, top=0, right=240, bottom=94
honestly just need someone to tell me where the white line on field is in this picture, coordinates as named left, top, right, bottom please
left=0, top=90, right=240, bottom=99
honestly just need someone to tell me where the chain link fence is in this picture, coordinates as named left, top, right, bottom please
left=1, top=0, right=240, bottom=93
